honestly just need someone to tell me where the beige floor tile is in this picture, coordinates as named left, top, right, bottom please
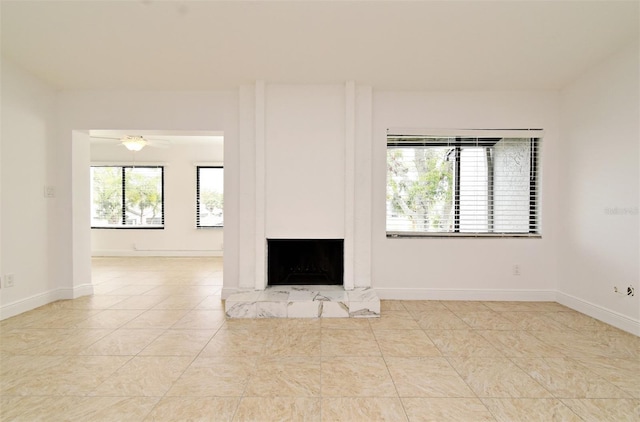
left=401, top=300, right=447, bottom=312
left=244, top=357, right=321, bottom=397
left=477, top=330, right=566, bottom=357
left=380, top=300, right=407, bottom=311
left=196, top=295, right=226, bottom=310
left=0, top=328, right=102, bottom=355
left=321, top=317, right=371, bottom=330
left=74, top=309, right=145, bottom=328
left=512, top=357, right=631, bottom=398
left=79, top=328, right=164, bottom=355
left=171, top=309, right=227, bottom=329
left=139, top=329, right=216, bottom=356
left=0, top=396, right=160, bottom=421
left=546, top=311, right=615, bottom=331
left=448, top=357, right=552, bottom=398
left=151, top=295, right=208, bottom=310
left=321, top=329, right=381, bottom=356
left=368, top=310, right=421, bottom=330
left=322, top=397, right=408, bottom=421
left=561, top=398, right=640, bottom=422
left=166, top=356, right=256, bottom=397
left=442, top=301, right=491, bottom=312
left=385, top=357, right=475, bottom=398
left=401, top=398, right=495, bottom=422
left=411, top=310, right=470, bottom=330
left=374, top=329, right=441, bottom=357
left=263, top=328, right=321, bottom=357
left=498, top=311, right=574, bottom=331
left=481, top=301, right=566, bottom=312
left=1, top=355, right=130, bottom=395
left=200, top=329, right=268, bottom=357
left=234, top=397, right=321, bottom=422
left=122, top=309, right=190, bottom=329
left=20, top=309, right=99, bottom=329
left=482, top=398, right=581, bottom=421
left=455, top=311, right=520, bottom=330
left=47, top=295, right=129, bottom=310
left=321, top=357, right=397, bottom=397
left=426, top=329, right=502, bottom=357
left=108, top=294, right=168, bottom=310
left=90, top=356, right=193, bottom=396
left=144, top=397, right=239, bottom=422
left=5, top=258, right=638, bottom=421
left=574, top=357, right=640, bottom=398
left=107, top=285, right=158, bottom=296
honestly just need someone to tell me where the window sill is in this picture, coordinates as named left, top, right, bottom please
left=386, top=232, right=541, bottom=239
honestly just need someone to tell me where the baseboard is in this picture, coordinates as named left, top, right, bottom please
left=374, top=288, right=557, bottom=302
left=0, top=284, right=95, bottom=321
left=1, top=289, right=62, bottom=320
left=221, top=287, right=239, bottom=300
left=556, top=292, right=640, bottom=336
left=92, top=250, right=223, bottom=257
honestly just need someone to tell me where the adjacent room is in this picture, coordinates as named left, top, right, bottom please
left=1, top=1, right=638, bottom=420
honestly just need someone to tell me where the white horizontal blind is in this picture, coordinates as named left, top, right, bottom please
left=386, top=133, right=540, bottom=237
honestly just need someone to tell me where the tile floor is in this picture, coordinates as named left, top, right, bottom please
left=1, top=257, right=639, bottom=421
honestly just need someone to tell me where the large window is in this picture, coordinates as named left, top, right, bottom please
left=196, top=166, right=224, bottom=227
left=91, top=166, right=164, bottom=229
left=386, top=131, right=540, bottom=237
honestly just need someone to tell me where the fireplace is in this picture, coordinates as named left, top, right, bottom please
left=267, top=239, right=344, bottom=286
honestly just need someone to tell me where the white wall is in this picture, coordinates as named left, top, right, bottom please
left=372, top=92, right=561, bottom=299
left=0, top=59, right=58, bottom=318
left=90, top=141, right=223, bottom=256
left=558, top=42, right=639, bottom=333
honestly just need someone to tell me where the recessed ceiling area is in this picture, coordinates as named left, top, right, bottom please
left=89, top=130, right=224, bottom=149
left=2, top=1, right=638, bottom=91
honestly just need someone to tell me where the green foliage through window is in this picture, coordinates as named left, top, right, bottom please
left=91, top=166, right=164, bottom=228
left=197, top=166, right=223, bottom=227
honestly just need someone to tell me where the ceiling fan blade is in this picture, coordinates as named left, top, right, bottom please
left=146, top=139, right=170, bottom=148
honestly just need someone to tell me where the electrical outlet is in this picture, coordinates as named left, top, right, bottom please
left=512, top=264, right=521, bottom=276
left=5, top=274, right=15, bottom=288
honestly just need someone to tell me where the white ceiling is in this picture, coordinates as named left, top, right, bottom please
left=2, top=1, right=638, bottom=91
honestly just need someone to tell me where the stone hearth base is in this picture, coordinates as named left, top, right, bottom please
left=225, top=285, right=380, bottom=318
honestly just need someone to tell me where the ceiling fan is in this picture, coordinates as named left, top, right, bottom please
left=90, top=135, right=170, bottom=151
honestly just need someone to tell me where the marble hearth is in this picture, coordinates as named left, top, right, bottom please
left=225, top=285, right=380, bottom=318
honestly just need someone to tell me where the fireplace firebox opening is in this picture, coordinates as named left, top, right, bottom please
left=267, top=239, right=344, bottom=286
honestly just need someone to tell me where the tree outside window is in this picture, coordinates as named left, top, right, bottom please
left=91, top=166, right=164, bottom=228
left=197, top=166, right=223, bottom=227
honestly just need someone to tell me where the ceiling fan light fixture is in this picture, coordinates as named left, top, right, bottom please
left=121, top=136, right=148, bottom=151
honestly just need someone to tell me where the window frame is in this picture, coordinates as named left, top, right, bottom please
left=90, top=165, right=165, bottom=230
left=386, top=131, right=541, bottom=238
left=196, top=165, right=224, bottom=228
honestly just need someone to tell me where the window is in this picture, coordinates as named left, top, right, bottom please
left=386, top=130, right=540, bottom=237
left=196, top=166, right=224, bottom=227
left=91, top=166, right=164, bottom=229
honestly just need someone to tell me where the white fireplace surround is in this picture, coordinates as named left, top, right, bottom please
left=241, top=81, right=372, bottom=293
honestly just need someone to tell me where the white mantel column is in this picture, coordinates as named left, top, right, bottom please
left=344, top=81, right=356, bottom=290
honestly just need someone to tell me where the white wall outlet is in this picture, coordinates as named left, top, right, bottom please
left=43, top=185, right=56, bottom=198
left=5, top=274, right=15, bottom=288
left=512, top=264, right=521, bottom=276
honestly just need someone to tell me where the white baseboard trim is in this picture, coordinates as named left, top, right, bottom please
left=556, top=292, right=640, bottom=336
left=1, top=289, right=61, bottom=320
left=1, top=285, right=95, bottom=321
left=221, top=287, right=239, bottom=300
left=374, top=288, right=557, bottom=302
left=92, top=250, right=223, bottom=257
